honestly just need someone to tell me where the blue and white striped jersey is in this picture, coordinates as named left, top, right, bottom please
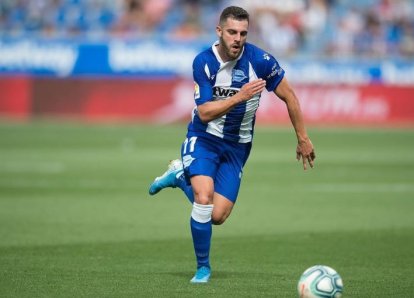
left=187, top=41, right=285, bottom=143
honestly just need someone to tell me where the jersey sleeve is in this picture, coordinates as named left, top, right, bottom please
left=192, top=55, right=213, bottom=106
left=262, top=54, right=285, bottom=92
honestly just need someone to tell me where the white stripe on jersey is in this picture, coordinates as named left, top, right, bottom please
left=206, top=116, right=227, bottom=138
left=206, top=59, right=227, bottom=138
left=204, top=64, right=210, bottom=79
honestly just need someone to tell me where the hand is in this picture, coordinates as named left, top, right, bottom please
left=296, top=138, right=316, bottom=170
left=239, top=79, right=266, bottom=101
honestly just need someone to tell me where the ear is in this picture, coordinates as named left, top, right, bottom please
left=216, top=25, right=222, bottom=38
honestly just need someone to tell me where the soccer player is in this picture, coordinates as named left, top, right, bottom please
left=149, top=6, right=315, bottom=283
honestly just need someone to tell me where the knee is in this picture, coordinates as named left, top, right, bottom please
left=212, top=218, right=225, bottom=225
left=212, top=213, right=227, bottom=225
left=193, top=191, right=214, bottom=205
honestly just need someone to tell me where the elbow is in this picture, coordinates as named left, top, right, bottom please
left=198, top=112, right=212, bottom=124
left=196, top=107, right=213, bottom=123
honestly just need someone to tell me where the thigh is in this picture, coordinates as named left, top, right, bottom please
left=214, top=142, right=252, bottom=203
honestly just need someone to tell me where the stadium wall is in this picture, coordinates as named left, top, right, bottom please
left=0, top=76, right=413, bottom=125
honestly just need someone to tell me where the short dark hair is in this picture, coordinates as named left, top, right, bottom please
left=219, top=6, right=249, bottom=25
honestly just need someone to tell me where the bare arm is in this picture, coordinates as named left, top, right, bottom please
left=197, top=79, right=266, bottom=123
left=274, top=77, right=316, bottom=170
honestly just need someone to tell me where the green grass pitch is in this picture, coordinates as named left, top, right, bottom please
left=0, top=121, right=413, bottom=297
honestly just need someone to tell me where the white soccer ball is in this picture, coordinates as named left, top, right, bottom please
left=297, top=265, right=343, bottom=298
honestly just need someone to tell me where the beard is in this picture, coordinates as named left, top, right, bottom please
left=220, top=36, right=243, bottom=60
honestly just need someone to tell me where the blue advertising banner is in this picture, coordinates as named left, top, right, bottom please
left=0, top=38, right=205, bottom=77
left=1, top=37, right=414, bottom=85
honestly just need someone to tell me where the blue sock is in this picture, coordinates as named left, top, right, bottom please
left=190, top=217, right=212, bottom=269
left=176, top=174, right=194, bottom=203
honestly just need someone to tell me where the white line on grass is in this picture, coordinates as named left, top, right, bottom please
left=0, top=179, right=136, bottom=189
left=311, top=183, right=414, bottom=193
left=0, top=162, right=65, bottom=174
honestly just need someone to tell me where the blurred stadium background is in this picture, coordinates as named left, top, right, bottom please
left=1, top=1, right=414, bottom=297
left=0, top=0, right=414, bottom=123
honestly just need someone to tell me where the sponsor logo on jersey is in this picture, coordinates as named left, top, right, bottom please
left=267, top=63, right=283, bottom=79
left=213, top=86, right=239, bottom=98
left=263, top=53, right=270, bottom=60
left=194, top=82, right=200, bottom=99
left=232, top=69, right=247, bottom=83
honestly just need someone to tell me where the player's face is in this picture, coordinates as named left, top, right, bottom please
left=216, top=18, right=248, bottom=62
